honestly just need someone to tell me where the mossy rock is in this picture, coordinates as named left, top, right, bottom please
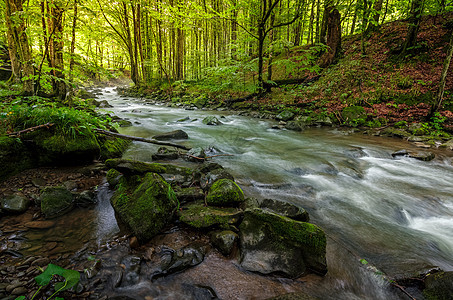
left=111, top=172, right=178, bottom=242
left=0, top=136, right=34, bottom=182
left=106, top=168, right=123, bottom=187
left=40, top=186, right=74, bottom=218
left=381, top=127, right=411, bottom=138
left=423, top=271, right=453, bottom=300
left=178, top=202, right=243, bottom=229
left=98, top=136, right=131, bottom=160
left=1, top=194, right=30, bottom=214
left=276, top=110, right=295, bottom=121
left=206, top=179, right=244, bottom=207
left=239, top=208, right=327, bottom=277
left=209, top=230, right=238, bottom=256
left=202, top=116, right=222, bottom=125
left=242, top=198, right=309, bottom=222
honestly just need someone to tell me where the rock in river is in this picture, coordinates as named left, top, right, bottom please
left=206, top=179, right=244, bottom=207
left=152, top=130, right=189, bottom=140
left=202, top=116, right=222, bottom=126
left=239, top=208, right=327, bottom=278
left=1, top=194, right=30, bottom=214
left=110, top=172, right=178, bottom=242
left=40, top=186, right=74, bottom=218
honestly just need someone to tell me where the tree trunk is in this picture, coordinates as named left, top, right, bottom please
left=50, top=1, right=66, bottom=99
left=69, top=0, right=78, bottom=96
left=5, top=0, right=34, bottom=93
left=428, top=29, right=453, bottom=117
left=401, top=0, right=425, bottom=55
left=4, top=0, right=21, bottom=83
left=366, top=0, right=384, bottom=33
left=320, top=8, right=341, bottom=67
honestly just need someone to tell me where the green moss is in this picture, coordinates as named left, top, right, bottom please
left=178, top=202, right=242, bottom=229
left=99, top=137, right=131, bottom=159
left=247, top=208, right=326, bottom=255
left=111, top=172, right=178, bottom=242
left=241, top=208, right=327, bottom=275
left=40, top=186, right=74, bottom=218
left=206, top=179, right=245, bottom=206
left=106, top=168, right=122, bottom=187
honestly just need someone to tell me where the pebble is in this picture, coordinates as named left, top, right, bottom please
left=32, top=257, right=50, bottom=266
left=24, top=221, right=56, bottom=229
left=6, top=281, right=25, bottom=292
left=11, top=286, right=28, bottom=295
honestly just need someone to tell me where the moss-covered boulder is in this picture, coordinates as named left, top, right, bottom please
left=381, top=127, right=411, bottom=138
left=206, top=179, right=244, bottom=207
left=98, top=136, right=131, bottom=160
left=239, top=208, right=327, bottom=277
left=111, top=172, right=178, bottom=242
left=106, top=168, right=123, bottom=187
left=423, top=271, right=453, bottom=300
left=40, top=186, right=74, bottom=218
left=178, top=202, right=242, bottom=229
left=202, top=116, right=222, bottom=125
left=0, top=136, right=34, bottom=182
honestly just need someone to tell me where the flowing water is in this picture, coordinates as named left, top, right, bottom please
left=94, top=87, right=453, bottom=299
left=8, top=87, right=452, bottom=299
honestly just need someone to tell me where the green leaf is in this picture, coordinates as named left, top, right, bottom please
left=360, top=259, right=369, bottom=265
left=34, top=264, right=66, bottom=286
left=34, top=263, right=80, bottom=291
left=15, top=297, right=26, bottom=300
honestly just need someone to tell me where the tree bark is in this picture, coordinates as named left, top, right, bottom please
left=401, top=0, right=425, bottom=56
left=320, top=8, right=341, bottom=67
left=428, top=29, right=453, bottom=117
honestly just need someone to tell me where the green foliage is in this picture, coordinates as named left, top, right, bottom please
left=15, top=264, right=80, bottom=300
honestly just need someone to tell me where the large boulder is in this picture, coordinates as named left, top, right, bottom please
left=40, top=186, right=74, bottom=218
left=111, top=172, right=178, bottom=242
left=1, top=194, right=30, bottom=214
left=206, top=179, right=244, bottom=207
left=423, top=271, right=453, bottom=300
left=239, top=208, right=327, bottom=278
left=178, top=202, right=242, bottom=229
left=105, top=158, right=167, bottom=174
left=242, top=198, right=309, bottom=222
left=152, top=130, right=189, bottom=141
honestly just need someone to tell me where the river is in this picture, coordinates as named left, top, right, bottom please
left=94, top=86, right=453, bottom=299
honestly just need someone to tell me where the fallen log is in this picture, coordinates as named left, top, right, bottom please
left=93, top=128, right=191, bottom=151
left=7, top=123, right=55, bottom=137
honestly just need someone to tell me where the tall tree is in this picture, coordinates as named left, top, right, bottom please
left=428, top=26, right=453, bottom=117
left=400, top=0, right=425, bottom=56
left=4, top=0, right=34, bottom=94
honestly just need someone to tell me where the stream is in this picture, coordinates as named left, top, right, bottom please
left=100, top=87, right=453, bottom=299
left=6, top=87, right=453, bottom=299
